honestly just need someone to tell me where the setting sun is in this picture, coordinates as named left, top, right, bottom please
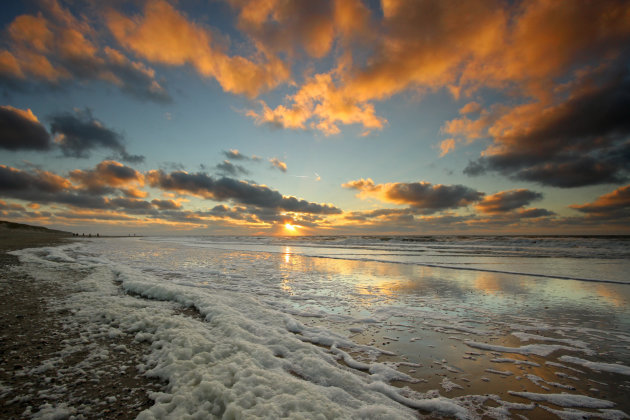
left=284, top=223, right=296, bottom=232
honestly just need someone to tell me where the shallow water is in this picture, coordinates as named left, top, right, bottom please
left=12, top=235, right=630, bottom=419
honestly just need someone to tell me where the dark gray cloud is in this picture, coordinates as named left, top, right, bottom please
left=151, top=199, right=181, bottom=210
left=49, top=109, right=144, bottom=163
left=344, top=208, right=415, bottom=222
left=223, top=150, right=247, bottom=160
left=476, top=189, right=543, bottom=214
left=465, top=66, right=630, bottom=187
left=215, top=160, right=250, bottom=176
left=0, top=106, right=51, bottom=151
left=147, top=170, right=342, bottom=214
left=0, top=164, right=68, bottom=194
left=0, top=164, right=106, bottom=208
left=390, top=183, right=482, bottom=212
left=0, top=164, right=151, bottom=211
left=518, top=208, right=555, bottom=218
left=222, top=149, right=261, bottom=161
left=69, top=160, right=144, bottom=195
left=0, top=53, right=171, bottom=104
left=515, top=152, right=629, bottom=187
left=343, top=178, right=484, bottom=214
left=202, top=205, right=250, bottom=221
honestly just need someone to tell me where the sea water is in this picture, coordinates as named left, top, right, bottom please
left=11, top=235, right=630, bottom=419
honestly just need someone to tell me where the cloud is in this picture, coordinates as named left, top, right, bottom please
left=0, top=163, right=163, bottom=216
left=69, top=160, right=145, bottom=197
left=0, top=105, right=146, bottom=165
left=0, top=200, right=25, bottom=211
left=247, top=73, right=387, bottom=136
left=106, top=0, right=289, bottom=99
left=147, top=169, right=341, bottom=214
left=475, top=189, right=543, bottom=214
left=222, top=150, right=262, bottom=164
left=459, top=102, right=482, bottom=114
left=570, top=185, right=630, bottom=220
left=0, top=1, right=170, bottom=103
left=224, top=149, right=246, bottom=161
left=342, top=178, right=484, bottom=213
left=49, top=108, right=144, bottom=163
left=517, top=208, right=555, bottom=219
left=0, top=105, right=51, bottom=151
left=0, top=164, right=70, bottom=195
left=150, top=199, right=181, bottom=211
left=269, top=157, right=287, bottom=172
left=0, top=164, right=112, bottom=209
left=215, top=160, right=250, bottom=176
left=0, top=163, right=341, bottom=230
left=229, top=0, right=333, bottom=58
left=245, top=0, right=630, bottom=136
left=343, top=207, right=416, bottom=223
left=228, top=0, right=371, bottom=59
left=462, top=66, right=630, bottom=187
left=438, top=139, right=456, bottom=157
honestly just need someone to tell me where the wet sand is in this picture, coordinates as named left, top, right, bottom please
left=0, top=226, right=163, bottom=419
left=283, top=252, right=630, bottom=418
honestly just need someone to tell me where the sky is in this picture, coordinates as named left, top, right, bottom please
left=0, top=0, right=629, bottom=236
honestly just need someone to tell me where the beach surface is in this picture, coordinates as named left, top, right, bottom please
left=2, top=230, right=630, bottom=419
left=0, top=223, right=163, bottom=419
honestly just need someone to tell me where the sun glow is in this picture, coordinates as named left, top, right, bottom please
left=284, top=223, right=296, bottom=232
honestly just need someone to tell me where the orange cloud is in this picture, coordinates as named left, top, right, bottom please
left=8, top=14, right=53, bottom=53
left=106, top=0, right=289, bottom=98
left=269, top=158, right=287, bottom=172
left=248, top=72, right=386, bottom=135
left=230, top=0, right=334, bottom=58
left=0, top=50, right=24, bottom=78
left=459, top=0, right=630, bottom=96
left=245, top=1, right=504, bottom=135
left=438, top=104, right=505, bottom=155
left=459, top=102, right=482, bottom=115
left=245, top=0, right=630, bottom=136
left=1, top=105, right=39, bottom=123
left=0, top=0, right=169, bottom=102
left=438, top=139, right=456, bottom=157
left=343, top=0, right=508, bottom=102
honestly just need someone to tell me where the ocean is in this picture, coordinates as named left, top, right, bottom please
left=11, top=235, right=630, bottom=419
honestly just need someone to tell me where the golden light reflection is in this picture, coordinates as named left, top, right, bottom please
left=281, top=247, right=294, bottom=294
left=473, top=271, right=502, bottom=295
left=595, top=284, right=627, bottom=307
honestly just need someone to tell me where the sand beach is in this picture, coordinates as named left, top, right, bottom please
left=0, top=223, right=163, bottom=419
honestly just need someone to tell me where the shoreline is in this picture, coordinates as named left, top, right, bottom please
left=0, top=230, right=163, bottom=419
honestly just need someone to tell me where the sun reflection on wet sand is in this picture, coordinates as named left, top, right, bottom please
left=267, top=249, right=630, bottom=414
